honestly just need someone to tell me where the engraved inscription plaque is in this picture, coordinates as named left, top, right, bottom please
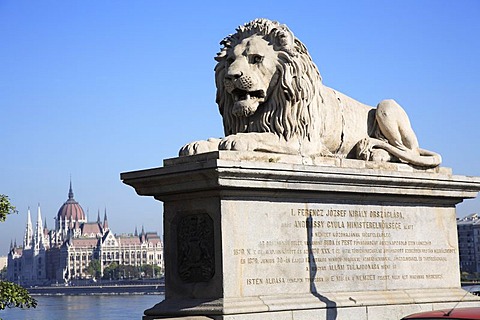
left=222, top=201, right=459, bottom=297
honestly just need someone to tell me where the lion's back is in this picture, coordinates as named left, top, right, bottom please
left=320, top=86, right=374, bottom=156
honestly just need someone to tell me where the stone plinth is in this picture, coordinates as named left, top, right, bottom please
left=121, top=152, right=480, bottom=320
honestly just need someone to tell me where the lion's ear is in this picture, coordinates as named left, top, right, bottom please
left=215, top=37, right=232, bottom=62
left=274, top=26, right=295, bottom=54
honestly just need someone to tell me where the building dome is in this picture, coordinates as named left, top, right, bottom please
left=57, top=182, right=86, bottom=222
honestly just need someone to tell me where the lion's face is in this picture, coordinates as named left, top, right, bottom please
left=216, top=19, right=323, bottom=139
left=223, top=35, right=279, bottom=118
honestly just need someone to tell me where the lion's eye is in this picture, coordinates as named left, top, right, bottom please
left=226, top=57, right=234, bottom=65
left=251, top=54, right=264, bottom=64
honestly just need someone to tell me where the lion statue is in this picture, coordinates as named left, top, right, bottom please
left=179, top=18, right=441, bottom=168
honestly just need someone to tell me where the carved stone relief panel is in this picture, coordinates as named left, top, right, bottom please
left=177, top=213, right=215, bottom=283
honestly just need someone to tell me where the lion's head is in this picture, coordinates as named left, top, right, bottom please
left=214, top=18, right=324, bottom=141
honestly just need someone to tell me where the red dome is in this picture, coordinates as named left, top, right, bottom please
left=57, top=183, right=86, bottom=222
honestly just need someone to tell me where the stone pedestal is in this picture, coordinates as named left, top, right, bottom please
left=121, top=151, right=480, bottom=320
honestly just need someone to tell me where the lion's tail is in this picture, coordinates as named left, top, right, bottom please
left=416, top=148, right=443, bottom=167
left=370, top=139, right=442, bottom=168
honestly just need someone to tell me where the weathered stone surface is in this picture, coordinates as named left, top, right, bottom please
left=122, top=17, right=479, bottom=320
left=121, top=151, right=480, bottom=320
left=180, top=19, right=441, bottom=168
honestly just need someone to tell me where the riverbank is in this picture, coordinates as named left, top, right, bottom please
left=27, top=283, right=165, bottom=295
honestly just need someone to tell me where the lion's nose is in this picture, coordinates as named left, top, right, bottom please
left=225, top=70, right=243, bottom=80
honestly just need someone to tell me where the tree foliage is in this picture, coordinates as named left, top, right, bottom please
left=0, top=194, right=17, bottom=222
left=0, top=281, right=37, bottom=310
left=86, top=259, right=102, bottom=279
left=141, top=264, right=162, bottom=279
left=0, top=194, right=37, bottom=319
left=102, top=263, right=163, bottom=280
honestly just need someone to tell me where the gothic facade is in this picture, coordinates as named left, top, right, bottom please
left=7, top=183, right=164, bottom=285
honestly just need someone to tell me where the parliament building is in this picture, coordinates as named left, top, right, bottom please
left=7, top=183, right=164, bottom=286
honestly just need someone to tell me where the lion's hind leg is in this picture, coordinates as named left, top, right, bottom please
left=357, top=100, right=441, bottom=167
left=375, top=99, right=420, bottom=153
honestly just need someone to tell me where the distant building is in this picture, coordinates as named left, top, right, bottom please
left=457, top=213, right=480, bottom=274
left=0, top=256, right=7, bottom=271
left=7, top=182, right=164, bottom=285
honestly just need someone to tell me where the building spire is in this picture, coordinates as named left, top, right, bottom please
left=103, top=208, right=109, bottom=230
left=23, top=207, right=33, bottom=250
left=140, top=225, right=146, bottom=243
left=34, top=204, right=45, bottom=251
left=68, top=178, right=74, bottom=200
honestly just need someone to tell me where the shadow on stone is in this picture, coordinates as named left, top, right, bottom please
left=307, top=214, right=338, bottom=320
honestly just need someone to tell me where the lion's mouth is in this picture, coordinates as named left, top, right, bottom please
left=232, top=89, right=265, bottom=102
left=231, top=89, right=265, bottom=117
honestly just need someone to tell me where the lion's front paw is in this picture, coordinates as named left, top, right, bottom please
left=356, top=138, right=394, bottom=162
left=179, top=138, right=220, bottom=156
left=356, top=138, right=372, bottom=161
left=219, top=134, right=255, bottom=152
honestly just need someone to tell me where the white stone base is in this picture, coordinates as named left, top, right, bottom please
left=121, top=152, right=480, bottom=320
left=143, top=288, right=480, bottom=319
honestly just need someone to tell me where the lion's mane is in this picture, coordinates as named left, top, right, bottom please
left=214, top=19, right=325, bottom=142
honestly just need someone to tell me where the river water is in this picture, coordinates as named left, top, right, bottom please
left=0, top=295, right=164, bottom=320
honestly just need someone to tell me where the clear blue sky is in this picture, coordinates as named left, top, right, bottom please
left=1, top=1, right=480, bottom=255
